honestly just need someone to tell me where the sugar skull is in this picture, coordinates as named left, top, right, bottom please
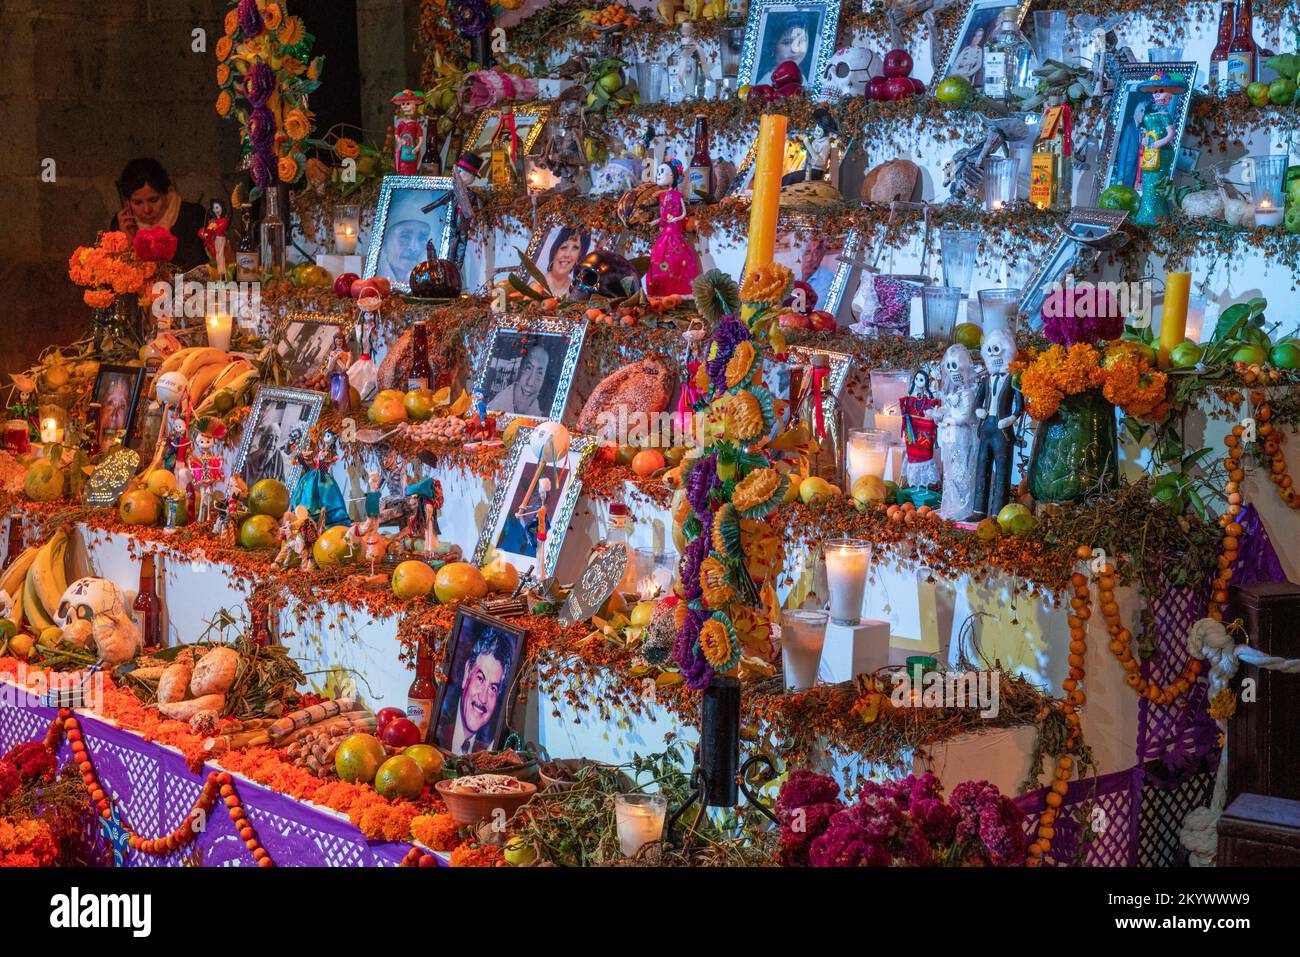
left=822, top=46, right=880, bottom=98
left=55, top=577, right=128, bottom=631
left=981, top=328, right=1017, bottom=375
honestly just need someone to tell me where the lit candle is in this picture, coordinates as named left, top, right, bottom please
left=874, top=410, right=904, bottom=438
left=614, top=793, right=667, bottom=857
left=744, top=114, right=787, bottom=278
left=824, top=539, right=870, bottom=626
left=206, top=312, right=234, bottom=351
left=780, top=608, right=828, bottom=690
left=1159, top=271, right=1191, bottom=369
left=39, top=418, right=63, bottom=445
left=1255, top=198, right=1284, bottom=228
left=332, top=204, right=361, bottom=255
left=846, top=429, right=889, bottom=487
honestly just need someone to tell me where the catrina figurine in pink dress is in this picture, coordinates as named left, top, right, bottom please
left=647, top=159, right=700, bottom=297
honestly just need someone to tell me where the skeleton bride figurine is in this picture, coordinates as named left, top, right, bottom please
left=935, top=343, right=979, bottom=521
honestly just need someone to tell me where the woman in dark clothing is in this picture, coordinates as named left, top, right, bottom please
left=108, top=158, right=209, bottom=271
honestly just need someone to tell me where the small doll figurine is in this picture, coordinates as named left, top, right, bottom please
left=935, top=344, right=980, bottom=522
left=969, top=328, right=1022, bottom=520
left=363, top=469, right=383, bottom=534
left=289, top=429, right=350, bottom=528
left=199, top=199, right=230, bottom=277
left=646, top=159, right=701, bottom=297
left=391, top=90, right=427, bottom=176
left=214, top=475, right=247, bottom=539
left=900, top=366, right=942, bottom=490
left=275, top=506, right=322, bottom=571
left=189, top=420, right=227, bottom=525
left=402, top=476, right=444, bottom=555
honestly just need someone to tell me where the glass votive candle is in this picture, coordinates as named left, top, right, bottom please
left=332, top=204, right=360, bottom=255
left=780, top=608, right=828, bottom=690
left=1148, top=47, right=1183, bottom=62
left=984, top=156, right=1018, bottom=212
left=636, top=61, right=665, bottom=105
left=846, top=428, right=890, bottom=487
left=1249, top=155, right=1287, bottom=228
left=634, top=547, right=673, bottom=598
left=977, top=288, right=1022, bottom=334
left=824, top=539, right=871, bottom=626
left=922, top=285, right=961, bottom=341
left=205, top=311, right=234, bottom=351
left=939, top=228, right=978, bottom=297
left=3, top=420, right=30, bottom=454
left=615, top=793, right=667, bottom=857
left=1032, top=11, right=1066, bottom=64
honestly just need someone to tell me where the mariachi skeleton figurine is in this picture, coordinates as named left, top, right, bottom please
left=189, top=420, right=227, bottom=525
left=969, top=328, right=1022, bottom=521
left=391, top=90, right=427, bottom=176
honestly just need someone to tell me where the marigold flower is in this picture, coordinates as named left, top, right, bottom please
left=262, top=2, right=283, bottom=30
left=334, top=137, right=361, bottom=160
left=215, top=35, right=233, bottom=62
left=277, top=155, right=300, bottom=183
left=83, top=289, right=115, bottom=309
left=732, top=467, right=781, bottom=513
left=283, top=108, right=311, bottom=140
left=281, top=56, right=306, bottom=76
left=699, top=554, right=734, bottom=606
left=216, top=90, right=233, bottom=117
left=411, top=813, right=460, bottom=851
left=216, top=64, right=231, bottom=86
left=100, top=231, right=129, bottom=254
left=224, top=8, right=239, bottom=36
left=698, top=616, right=741, bottom=671
left=740, top=261, right=793, bottom=305
left=277, top=14, right=303, bottom=46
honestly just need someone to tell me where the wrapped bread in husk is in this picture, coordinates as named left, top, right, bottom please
left=616, top=182, right=666, bottom=229
left=190, top=646, right=241, bottom=697
left=158, top=694, right=226, bottom=721
left=576, top=357, right=675, bottom=437
left=157, top=660, right=194, bottom=704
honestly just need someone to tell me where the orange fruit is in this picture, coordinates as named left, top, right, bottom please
left=433, top=561, right=488, bottom=603
left=631, top=449, right=666, bottom=477
left=391, top=559, right=436, bottom=598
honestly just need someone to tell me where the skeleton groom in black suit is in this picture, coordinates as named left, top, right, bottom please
left=969, top=328, right=1022, bottom=521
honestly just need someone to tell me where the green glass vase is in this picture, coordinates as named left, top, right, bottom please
left=1028, top=390, right=1120, bottom=504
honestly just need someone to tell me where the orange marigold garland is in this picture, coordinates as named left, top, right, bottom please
left=1016, top=343, right=1168, bottom=422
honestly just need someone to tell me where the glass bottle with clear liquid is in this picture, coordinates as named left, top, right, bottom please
left=259, top=185, right=287, bottom=278
left=982, top=9, right=1036, bottom=104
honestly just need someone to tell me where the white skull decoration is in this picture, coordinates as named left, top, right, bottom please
left=154, top=370, right=189, bottom=407
left=55, top=577, right=128, bottom=631
left=822, top=46, right=880, bottom=98
left=981, top=328, right=1017, bottom=375
left=941, top=343, right=974, bottom=390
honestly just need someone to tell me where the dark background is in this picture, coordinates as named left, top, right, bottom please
left=0, top=0, right=423, bottom=371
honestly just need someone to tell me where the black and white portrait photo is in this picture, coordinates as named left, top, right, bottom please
left=232, top=387, right=324, bottom=494
left=432, top=608, right=526, bottom=755
left=474, top=319, right=587, bottom=422
left=363, top=176, right=454, bottom=292
left=275, top=314, right=348, bottom=385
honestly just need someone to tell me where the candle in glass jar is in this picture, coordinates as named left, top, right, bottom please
left=39, top=418, right=63, bottom=445
left=332, top=205, right=361, bottom=255
left=824, top=539, right=870, bottom=625
left=206, top=312, right=234, bottom=351
left=846, top=429, right=889, bottom=487
left=614, top=793, right=667, bottom=857
left=780, top=608, right=828, bottom=690
left=874, top=410, right=904, bottom=438
left=1255, top=198, right=1284, bottom=228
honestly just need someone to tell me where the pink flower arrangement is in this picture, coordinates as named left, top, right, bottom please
left=774, top=770, right=1027, bottom=867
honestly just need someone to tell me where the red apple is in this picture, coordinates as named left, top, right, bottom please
left=883, top=49, right=913, bottom=79
left=808, top=310, right=837, bottom=333
left=885, top=76, right=914, bottom=100
left=867, top=76, right=890, bottom=101
left=334, top=272, right=360, bottom=297
left=381, top=717, right=422, bottom=748
left=909, top=77, right=926, bottom=95
left=746, top=83, right=777, bottom=104
left=778, top=310, right=811, bottom=331
left=376, top=707, right=405, bottom=732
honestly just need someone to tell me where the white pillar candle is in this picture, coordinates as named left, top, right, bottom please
left=332, top=224, right=359, bottom=255
left=846, top=429, right=889, bottom=487
left=780, top=608, right=828, bottom=690
left=615, top=794, right=667, bottom=857
left=824, top=539, right=870, bottom=626
left=874, top=410, right=904, bottom=438
left=206, top=312, right=234, bottom=351
left=1255, top=200, right=1284, bottom=227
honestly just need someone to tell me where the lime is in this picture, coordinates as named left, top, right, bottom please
left=953, top=322, right=983, bottom=349
left=1232, top=343, right=1268, bottom=366
left=1098, top=184, right=1139, bottom=213
left=1168, top=341, right=1203, bottom=369
left=1269, top=78, right=1297, bottom=105
left=597, top=70, right=624, bottom=94
left=935, top=75, right=974, bottom=105
left=883, top=480, right=899, bottom=504
left=1270, top=342, right=1300, bottom=369
left=996, top=502, right=1032, bottom=534
left=1246, top=81, right=1271, bottom=107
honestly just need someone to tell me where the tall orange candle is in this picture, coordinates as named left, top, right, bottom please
left=744, top=114, right=787, bottom=277
left=1159, top=271, right=1191, bottom=369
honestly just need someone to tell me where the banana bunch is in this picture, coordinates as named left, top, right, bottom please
left=1, top=527, right=70, bottom=635
left=149, top=346, right=254, bottom=412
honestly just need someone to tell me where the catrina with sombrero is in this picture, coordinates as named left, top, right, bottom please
left=1131, top=70, right=1188, bottom=226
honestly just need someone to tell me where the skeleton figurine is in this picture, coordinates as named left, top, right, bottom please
left=275, top=506, right=321, bottom=572
left=214, top=475, right=247, bottom=539
left=969, top=329, right=1023, bottom=520
left=189, top=422, right=226, bottom=526
left=935, top=344, right=980, bottom=521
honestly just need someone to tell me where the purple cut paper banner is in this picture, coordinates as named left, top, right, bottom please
left=0, top=684, right=431, bottom=867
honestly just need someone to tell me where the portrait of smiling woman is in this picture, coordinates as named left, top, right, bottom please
left=529, top=224, right=593, bottom=300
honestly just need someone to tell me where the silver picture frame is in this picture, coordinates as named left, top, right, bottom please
left=1098, top=61, right=1198, bottom=200
left=471, top=315, right=589, bottom=423
left=737, top=221, right=861, bottom=325
left=1017, top=208, right=1130, bottom=321
left=472, top=426, right=597, bottom=575
left=362, top=175, right=456, bottom=294
left=936, top=0, right=1030, bottom=84
left=738, top=0, right=842, bottom=97
left=231, top=386, right=325, bottom=496
left=274, top=310, right=349, bottom=385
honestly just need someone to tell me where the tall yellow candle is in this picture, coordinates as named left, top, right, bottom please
left=1159, top=271, right=1191, bottom=369
left=745, top=114, right=787, bottom=277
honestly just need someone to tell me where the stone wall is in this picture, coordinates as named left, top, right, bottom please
left=0, top=0, right=240, bottom=370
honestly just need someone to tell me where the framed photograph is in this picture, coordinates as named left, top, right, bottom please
left=274, top=311, right=348, bottom=385
left=1099, top=63, right=1197, bottom=204
left=362, top=175, right=456, bottom=293
left=472, top=316, right=588, bottom=422
left=463, top=105, right=551, bottom=189
left=90, top=364, right=146, bottom=447
left=739, top=0, right=841, bottom=96
left=432, top=607, right=527, bottom=754
left=524, top=222, right=601, bottom=300
left=937, top=0, right=1029, bottom=85
left=1018, top=208, right=1130, bottom=321
left=734, top=222, right=861, bottom=327
left=473, top=425, right=596, bottom=576
left=231, top=387, right=325, bottom=495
